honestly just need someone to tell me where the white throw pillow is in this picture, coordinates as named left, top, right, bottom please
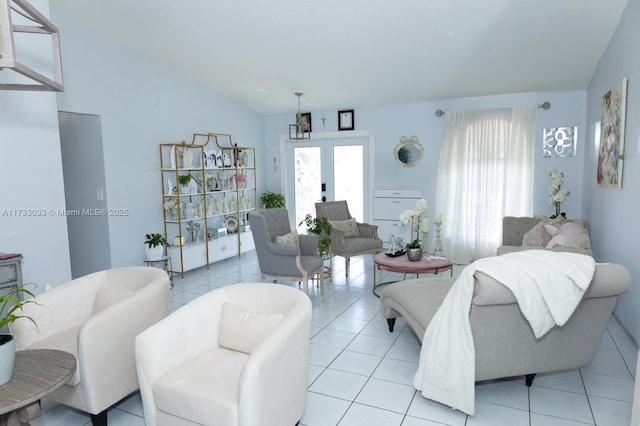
left=218, top=303, right=284, bottom=354
left=274, top=230, right=299, bottom=246
left=93, top=286, right=133, bottom=312
left=329, top=218, right=359, bottom=238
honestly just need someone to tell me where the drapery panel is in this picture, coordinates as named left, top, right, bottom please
left=435, top=106, right=536, bottom=264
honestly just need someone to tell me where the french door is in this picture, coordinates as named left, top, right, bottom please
left=283, top=132, right=373, bottom=232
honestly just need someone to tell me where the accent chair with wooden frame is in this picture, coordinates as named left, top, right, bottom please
left=315, top=200, right=383, bottom=277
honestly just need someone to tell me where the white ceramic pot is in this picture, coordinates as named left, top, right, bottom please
left=0, top=334, right=16, bottom=385
left=144, top=244, right=164, bottom=261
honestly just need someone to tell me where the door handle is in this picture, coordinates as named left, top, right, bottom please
left=322, top=196, right=326, bottom=202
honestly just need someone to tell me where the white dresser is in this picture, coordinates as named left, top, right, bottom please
left=373, top=188, right=422, bottom=248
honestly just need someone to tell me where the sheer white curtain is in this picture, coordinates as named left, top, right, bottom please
left=435, top=106, right=536, bottom=264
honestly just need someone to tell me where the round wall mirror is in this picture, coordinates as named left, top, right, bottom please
left=394, top=136, right=423, bottom=167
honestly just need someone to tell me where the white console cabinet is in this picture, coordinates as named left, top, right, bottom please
left=373, top=188, right=422, bottom=248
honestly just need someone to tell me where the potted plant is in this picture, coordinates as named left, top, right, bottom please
left=144, top=233, right=168, bottom=261
left=406, top=238, right=423, bottom=261
left=178, top=174, right=191, bottom=194
left=299, top=214, right=332, bottom=258
left=260, top=191, right=286, bottom=209
left=0, top=286, right=38, bottom=385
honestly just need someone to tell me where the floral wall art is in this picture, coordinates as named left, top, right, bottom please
left=597, top=78, right=628, bottom=190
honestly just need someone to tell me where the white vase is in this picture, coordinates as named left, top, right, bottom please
left=144, top=244, right=164, bottom=261
left=0, top=334, right=16, bottom=385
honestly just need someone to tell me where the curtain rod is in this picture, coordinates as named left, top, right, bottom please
left=434, top=101, right=551, bottom=117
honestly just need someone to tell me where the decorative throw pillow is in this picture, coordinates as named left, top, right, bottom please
left=522, top=221, right=552, bottom=247
left=556, top=222, right=587, bottom=239
left=546, top=232, right=592, bottom=251
left=329, top=218, right=359, bottom=238
left=218, top=303, right=284, bottom=354
left=93, top=286, right=134, bottom=313
left=274, top=230, right=299, bottom=246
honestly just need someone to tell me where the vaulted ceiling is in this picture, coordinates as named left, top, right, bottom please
left=51, top=0, right=628, bottom=114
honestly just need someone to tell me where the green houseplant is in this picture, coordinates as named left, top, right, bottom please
left=0, top=285, right=38, bottom=385
left=299, top=214, right=332, bottom=258
left=178, top=174, right=191, bottom=194
left=260, top=191, right=286, bottom=209
left=144, top=233, right=168, bottom=261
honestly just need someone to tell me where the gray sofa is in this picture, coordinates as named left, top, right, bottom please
left=498, top=216, right=592, bottom=256
left=380, top=262, right=630, bottom=385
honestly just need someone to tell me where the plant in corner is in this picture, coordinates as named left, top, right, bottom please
left=0, top=285, right=38, bottom=385
left=299, top=214, right=332, bottom=258
left=144, top=233, right=168, bottom=261
left=260, top=191, right=286, bottom=209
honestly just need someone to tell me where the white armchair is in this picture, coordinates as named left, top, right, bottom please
left=9, top=266, right=170, bottom=426
left=135, top=282, right=312, bottom=426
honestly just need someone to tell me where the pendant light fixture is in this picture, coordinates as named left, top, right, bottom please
left=0, top=0, right=64, bottom=91
left=289, top=92, right=310, bottom=140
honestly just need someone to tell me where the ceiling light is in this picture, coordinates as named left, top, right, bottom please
left=0, top=0, right=64, bottom=91
left=289, top=92, right=310, bottom=140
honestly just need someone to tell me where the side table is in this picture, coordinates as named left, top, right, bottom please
left=373, top=252, right=453, bottom=297
left=144, top=256, right=174, bottom=288
left=0, top=349, right=76, bottom=425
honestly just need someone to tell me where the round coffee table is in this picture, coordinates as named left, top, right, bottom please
left=373, top=252, right=453, bottom=297
left=0, top=349, right=76, bottom=425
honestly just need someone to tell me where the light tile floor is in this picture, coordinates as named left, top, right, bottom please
left=29, top=252, right=637, bottom=426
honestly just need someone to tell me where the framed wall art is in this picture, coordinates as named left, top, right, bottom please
left=338, top=110, right=354, bottom=131
left=597, top=77, right=628, bottom=190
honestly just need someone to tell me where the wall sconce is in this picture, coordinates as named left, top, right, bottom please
left=0, top=0, right=64, bottom=91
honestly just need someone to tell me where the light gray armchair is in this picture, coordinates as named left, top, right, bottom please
left=249, top=208, right=324, bottom=294
left=315, top=200, right=383, bottom=277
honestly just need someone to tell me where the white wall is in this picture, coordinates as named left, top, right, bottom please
left=585, top=0, right=640, bottom=344
left=51, top=13, right=265, bottom=269
left=265, top=90, right=587, bottom=224
left=0, top=0, right=72, bottom=289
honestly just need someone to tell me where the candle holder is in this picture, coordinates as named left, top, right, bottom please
left=422, top=231, right=429, bottom=255
left=434, top=218, right=443, bottom=256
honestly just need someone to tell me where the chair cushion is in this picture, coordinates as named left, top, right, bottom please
left=93, top=285, right=134, bottom=312
left=218, top=303, right=284, bottom=354
left=26, top=327, right=81, bottom=385
left=153, top=348, right=249, bottom=425
left=329, top=218, right=359, bottom=238
left=274, top=230, right=299, bottom=246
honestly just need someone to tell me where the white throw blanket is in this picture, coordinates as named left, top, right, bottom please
left=413, top=250, right=596, bottom=415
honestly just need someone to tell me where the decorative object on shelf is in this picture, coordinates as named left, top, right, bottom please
left=203, top=147, right=216, bottom=168
left=394, top=136, right=424, bottom=167
left=0, top=285, right=37, bottom=385
left=226, top=216, right=238, bottom=234
left=548, top=168, right=570, bottom=218
left=183, top=202, right=195, bottom=220
left=289, top=92, right=311, bottom=140
left=172, top=236, right=184, bottom=246
left=0, top=0, right=64, bottom=91
left=182, top=147, right=194, bottom=168
left=234, top=172, right=247, bottom=189
left=144, top=233, right=168, bottom=260
left=260, top=191, right=286, bottom=209
left=166, top=178, right=175, bottom=195
left=338, top=109, right=354, bottom=131
left=178, top=174, right=191, bottom=194
left=543, top=127, right=577, bottom=158
left=598, top=77, right=628, bottom=190
left=434, top=214, right=443, bottom=256
left=299, top=214, right=332, bottom=259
